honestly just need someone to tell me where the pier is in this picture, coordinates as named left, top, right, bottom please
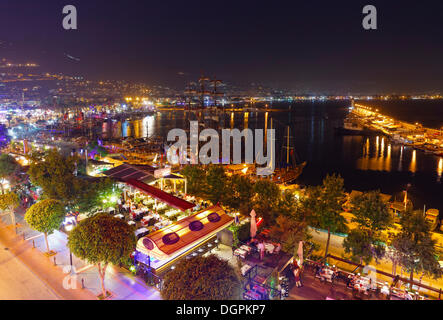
left=351, top=104, right=443, bottom=156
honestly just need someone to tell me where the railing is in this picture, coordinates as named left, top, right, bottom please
left=136, top=264, right=164, bottom=291
left=243, top=265, right=282, bottom=300
left=146, top=271, right=163, bottom=291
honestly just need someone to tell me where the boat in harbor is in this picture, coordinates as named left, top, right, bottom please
left=334, top=119, right=376, bottom=136
left=269, top=121, right=306, bottom=184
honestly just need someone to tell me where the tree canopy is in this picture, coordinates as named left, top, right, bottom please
left=28, top=149, right=83, bottom=204
left=67, top=213, right=137, bottom=298
left=161, top=255, right=242, bottom=300
left=75, top=177, right=122, bottom=215
left=224, top=174, right=254, bottom=213
left=303, top=174, right=347, bottom=258
left=25, top=199, right=65, bottom=253
left=181, top=165, right=207, bottom=197
left=24, top=199, right=65, bottom=235
left=68, top=213, right=136, bottom=265
left=391, top=209, right=442, bottom=282
left=343, top=190, right=393, bottom=264
left=350, top=191, right=392, bottom=231
left=269, top=215, right=307, bottom=256
left=252, top=179, right=281, bottom=225
left=0, top=192, right=20, bottom=211
left=0, top=153, right=20, bottom=193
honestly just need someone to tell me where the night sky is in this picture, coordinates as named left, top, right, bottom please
left=1, top=0, right=443, bottom=93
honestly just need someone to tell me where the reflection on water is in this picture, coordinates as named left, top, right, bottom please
left=438, top=157, right=443, bottom=182
left=409, top=150, right=417, bottom=173
left=349, top=133, right=443, bottom=182
left=102, top=115, right=155, bottom=139
left=357, top=136, right=392, bottom=172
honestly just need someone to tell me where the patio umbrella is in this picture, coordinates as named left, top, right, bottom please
left=297, top=241, right=303, bottom=266
left=250, top=209, right=257, bottom=238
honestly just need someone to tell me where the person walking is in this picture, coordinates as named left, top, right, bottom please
left=293, top=260, right=303, bottom=288
left=257, top=241, right=265, bottom=260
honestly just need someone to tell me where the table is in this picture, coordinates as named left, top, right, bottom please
left=240, top=245, right=252, bottom=253
left=244, top=290, right=261, bottom=300
left=133, top=209, right=147, bottom=215
left=141, top=215, right=153, bottom=224
left=234, top=248, right=248, bottom=259
left=354, top=277, right=371, bottom=290
left=264, top=243, right=275, bottom=254
left=252, top=285, right=268, bottom=297
left=241, top=264, right=252, bottom=276
left=165, top=210, right=179, bottom=218
left=320, top=269, right=334, bottom=282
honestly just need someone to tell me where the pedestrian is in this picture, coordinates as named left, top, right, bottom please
left=293, top=260, right=303, bottom=288
left=257, top=241, right=265, bottom=260
left=274, top=243, right=281, bottom=255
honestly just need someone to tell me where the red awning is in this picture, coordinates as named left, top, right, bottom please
left=125, top=179, right=195, bottom=212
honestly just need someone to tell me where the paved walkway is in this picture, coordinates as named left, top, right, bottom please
left=0, top=233, right=60, bottom=300
left=0, top=208, right=161, bottom=300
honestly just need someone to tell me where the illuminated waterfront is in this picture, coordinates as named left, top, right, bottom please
left=97, top=101, right=443, bottom=211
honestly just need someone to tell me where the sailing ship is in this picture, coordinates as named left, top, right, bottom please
left=266, top=118, right=306, bottom=184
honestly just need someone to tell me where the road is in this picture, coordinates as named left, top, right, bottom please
left=0, top=240, right=60, bottom=300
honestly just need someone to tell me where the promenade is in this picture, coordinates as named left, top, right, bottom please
left=0, top=207, right=161, bottom=300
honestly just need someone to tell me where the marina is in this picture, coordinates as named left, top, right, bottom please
left=349, top=103, right=443, bottom=156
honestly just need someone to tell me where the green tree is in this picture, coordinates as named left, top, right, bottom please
left=391, top=209, right=442, bottom=283
left=67, top=214, right=136, bottom=298
left=204, top=165, right=228, bottom=204
left=252, top=179, right=281, bottom=226
left=0, top=154, right=20, bottom=194
left=24, top=199, right=65, bottom=254
left=0, top=192, right=20, bottom=231
left=351, top=191, right=392, bottom=231
left=303, top=174, right=347, bottom=259
left=75, top=178, right=122, bottom=216
left=161, top=255, right=241, bottom=300
left=269, top=215, right=307, bottom=256
left=28, top=149, right=83, bottom=206
left=224, top=174, right=254, bottom=212
left=343, top=191, right=392, bottom=264
left=181, top=165, right=207, bottom=197
left=276, top=190, right=302, bottom=218
left=343, top=229, right=386, bottom=265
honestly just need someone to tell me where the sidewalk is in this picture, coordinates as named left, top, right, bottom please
left=0, top=208, right=161, bottom=300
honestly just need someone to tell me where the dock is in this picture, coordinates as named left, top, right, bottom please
left=351, top=104, right=443, bottom=156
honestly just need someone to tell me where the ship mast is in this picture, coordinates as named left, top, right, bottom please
left=282, top=107, right=295, bottom=169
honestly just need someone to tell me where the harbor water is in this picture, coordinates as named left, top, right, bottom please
left=100, top=101, right=443, bottom=212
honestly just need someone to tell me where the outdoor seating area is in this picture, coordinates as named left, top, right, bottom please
left=301, top=260, right=435, bottom=300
